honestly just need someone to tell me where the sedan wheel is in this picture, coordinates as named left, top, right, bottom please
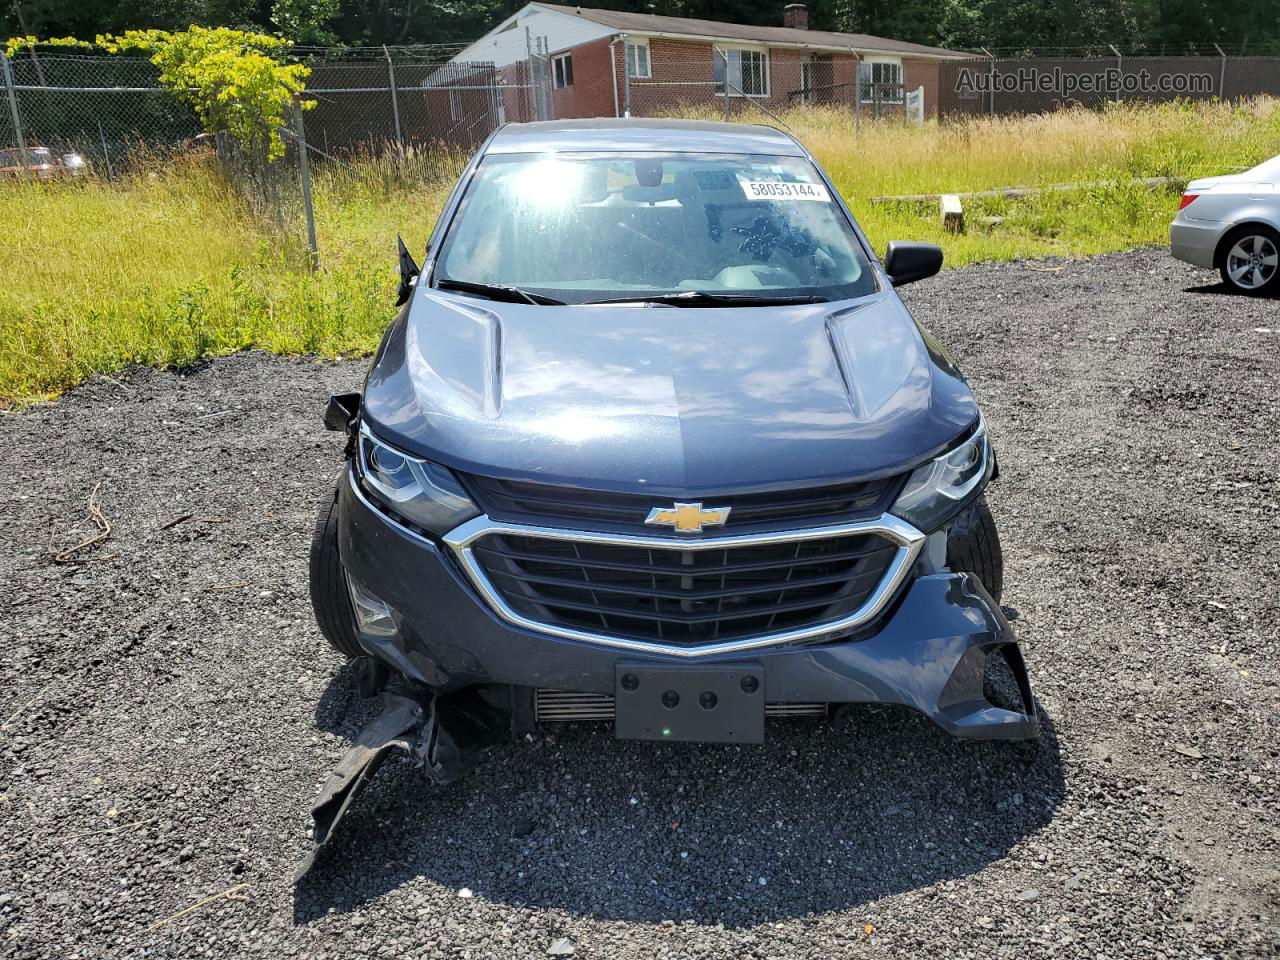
left=1220, top=228, right=1280, bottom=294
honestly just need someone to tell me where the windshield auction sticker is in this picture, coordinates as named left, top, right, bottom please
left=740, top=180, right=831, bottom=202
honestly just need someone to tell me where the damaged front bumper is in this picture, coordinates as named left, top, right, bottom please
left=337, top=469, right=1037, bottom=740
left=295, top=687, right=512, bottom=881
left=297, top=471, right=1038, bottom=878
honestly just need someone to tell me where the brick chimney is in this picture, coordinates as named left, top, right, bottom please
left=783, top=3, right=809, bottom=29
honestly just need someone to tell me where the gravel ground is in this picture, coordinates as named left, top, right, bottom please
left=1, top=248, right=1278, bottom=959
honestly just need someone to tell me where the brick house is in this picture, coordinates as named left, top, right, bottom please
left=451, top=2, right=970, bottom=121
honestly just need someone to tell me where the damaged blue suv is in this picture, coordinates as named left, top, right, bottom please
left=299, top=119, right=1037, bottom=874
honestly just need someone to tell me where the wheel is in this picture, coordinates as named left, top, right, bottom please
left=1217, top=225, right=1280, bottom=295
left=309, top=485, right=363, bottom=659
left=946, top=495, right=1004, bottom=603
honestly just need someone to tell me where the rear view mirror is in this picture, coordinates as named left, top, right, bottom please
left=884, top=242, right=943, bottom=286
left=395, top=235, right=420, bottom=306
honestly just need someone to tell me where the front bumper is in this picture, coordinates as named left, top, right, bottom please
left=337, top=469, right=1038, bottom=740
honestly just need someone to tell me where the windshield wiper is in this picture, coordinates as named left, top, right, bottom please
left=434, top=278, right=566, bottom=306
left=586, top=291, right=831, bottom=307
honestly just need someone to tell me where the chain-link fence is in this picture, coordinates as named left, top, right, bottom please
left=938, top=53, right=1280, bottom=117
left=301, top=54, right=542, bottom=159
left=0, top=43, right=561, bottom=278
left=0, top=52, right=201, bottom=176
left=0, top=44, right=550, bottom=264
left=619, top=46, right=1280, bottom=123
left=0, top=44, right=548, bottom=180
left=9, top=44, right=1279, bottom=179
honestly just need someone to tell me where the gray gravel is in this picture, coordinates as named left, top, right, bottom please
left=1, top=248, right=1278, bottom=959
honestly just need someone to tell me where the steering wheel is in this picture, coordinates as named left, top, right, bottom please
left=732, top=216, right=817, bottom=261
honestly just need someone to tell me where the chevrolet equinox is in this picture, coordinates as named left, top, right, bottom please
left=298, top=119, right=1038, bottom=872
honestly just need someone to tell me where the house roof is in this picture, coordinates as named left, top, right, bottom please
left=531, top=3, right=970, bottom=59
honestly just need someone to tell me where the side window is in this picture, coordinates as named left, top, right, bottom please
left=553, top=53, right=574, bottom=89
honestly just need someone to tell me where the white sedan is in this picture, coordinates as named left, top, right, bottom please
left=1171, top=154, right=1280, bottom=295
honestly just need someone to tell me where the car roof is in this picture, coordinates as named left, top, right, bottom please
left=484, top=118, right=807, bottom=157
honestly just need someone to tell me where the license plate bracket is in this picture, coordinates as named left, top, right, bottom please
left=614, top=661, right=764, bottom=743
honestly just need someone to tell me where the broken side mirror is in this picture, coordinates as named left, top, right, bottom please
left=324, top=392, right=361, bottom=433
left=395, top=235, right=420, bottom=306
left=884, top=241, right=943, bottom=286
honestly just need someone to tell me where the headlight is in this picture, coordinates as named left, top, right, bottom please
left=891, top=418, right=991, bottom=532
left=356, top=424, right=479, bottom=536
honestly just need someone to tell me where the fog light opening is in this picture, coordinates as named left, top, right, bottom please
left=346, top=576, right=399, bottom=638
left=983, top=644, right=1034, bottom=717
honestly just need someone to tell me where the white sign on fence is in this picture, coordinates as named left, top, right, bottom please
left=906, top=85, right=925, bottom=125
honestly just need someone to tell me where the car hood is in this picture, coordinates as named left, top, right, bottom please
left=362, top=290, right=977, bottom=494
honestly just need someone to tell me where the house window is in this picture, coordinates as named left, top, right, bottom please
left=858, top=60, right=902, bottom=102
left=553, top=52, right=574, bottom=89
left=714, top=46, right=769, bottom=97
left=625, top=39, right=650, bottom=79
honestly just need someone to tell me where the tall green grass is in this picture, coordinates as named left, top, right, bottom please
left=2, top=99, right=1278, bottom=404
left=0, top=148, right=454, bottom=403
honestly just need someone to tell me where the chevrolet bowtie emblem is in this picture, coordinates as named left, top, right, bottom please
left=644, top=502, right=731, bottom=535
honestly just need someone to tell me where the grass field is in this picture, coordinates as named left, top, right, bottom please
left=3, top=98, right=1279, bottom=404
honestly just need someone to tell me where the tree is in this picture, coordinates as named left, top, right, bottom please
left=273, top=0, right=340, bottom=45
left=6, top=0, right=1280, bottom=55
left=7, top=27, right=312, bottom=159
left=6, top=0, right=261, bottom=42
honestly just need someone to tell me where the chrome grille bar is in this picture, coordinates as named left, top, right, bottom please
left=443, top=513, right=926, bottom=658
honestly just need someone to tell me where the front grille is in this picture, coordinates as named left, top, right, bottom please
left=462, top=473, right=900, bottom=535
left=470, top=531, right=899, bottom=647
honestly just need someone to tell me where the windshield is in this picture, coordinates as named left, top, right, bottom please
left=434, top=152, right=877, bottom=305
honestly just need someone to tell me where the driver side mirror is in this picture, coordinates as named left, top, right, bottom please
left=884, top=242, right=943, bottom=287
left=395, top=234, right=420, bottom=306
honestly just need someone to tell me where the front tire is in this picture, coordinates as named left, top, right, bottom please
left=946, top=495, right=1004, bottom=603
left=309, top=485, right=363, bottom=659
left=1217, top=225, right=1280, bottom=295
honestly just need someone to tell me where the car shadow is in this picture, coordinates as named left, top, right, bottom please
left=1182, top=280, right=1276, bottom=298
left=293, top=690, right=1065, bottom=928
left=312, top=657, right=379, bottom=736
left=1183, top=281, right=1233, bottom=295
